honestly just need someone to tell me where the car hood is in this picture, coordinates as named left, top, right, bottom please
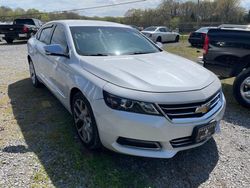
left=78, top=51, right=216, bottom=92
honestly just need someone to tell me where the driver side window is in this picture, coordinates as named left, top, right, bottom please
left=51, top=24, right=68, bottom=54
left=39, top=25, right=54, bottom=45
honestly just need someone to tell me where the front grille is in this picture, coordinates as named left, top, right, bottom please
left=158, top=91, right=221, bottom=120
left=170, top=136, right=194, bottom=148
left=117, top=137, right=161, bottom=150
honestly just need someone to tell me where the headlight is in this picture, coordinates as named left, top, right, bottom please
left=103, top=91, right=161, bottom=115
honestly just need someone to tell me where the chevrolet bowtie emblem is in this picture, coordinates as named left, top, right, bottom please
left=195, top=103, right=211, bottom=114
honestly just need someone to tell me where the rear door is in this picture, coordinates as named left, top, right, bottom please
left=35, top=24, right=55, bottom=87
left=165, top=27, right=175, bottom=41
left=159, top=27, right=167, bottom=42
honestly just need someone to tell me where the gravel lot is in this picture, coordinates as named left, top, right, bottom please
left=0, top=41, right=249, bottom=188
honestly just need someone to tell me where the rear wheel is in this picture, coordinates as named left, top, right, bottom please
left=233, top=68, right=250, bottom=108
left=29, top=60, right=42, bottom=88
left=5, top=38, right=13, bottom=44
left=72, top=92, right=101, bottom=149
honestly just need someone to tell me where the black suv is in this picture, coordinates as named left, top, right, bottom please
left=203, top=25, right=250, bottom=107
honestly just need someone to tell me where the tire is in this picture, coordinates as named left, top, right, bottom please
left=233, top=68, right=250, bottom=108
left=175, top=35, right=180, bottom=42
left=28, top=60, right=42, bottom=88
left=72, top=92, right=101, bottom=150
left=156, top=36, right=162, bottom=43
left=5, top=38, right=13, bottom=44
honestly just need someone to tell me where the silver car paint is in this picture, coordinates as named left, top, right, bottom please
left=27, top=20, right=225, bottom=158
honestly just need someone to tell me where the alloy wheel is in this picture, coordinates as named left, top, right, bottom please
left=240, top=76, right=250, bottom=103
left=73, top=99, right=93, bottom=144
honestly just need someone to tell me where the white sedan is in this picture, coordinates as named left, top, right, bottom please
left=142, top=26, right=180, bottom=43
left=27, top=20, right=225, bottom=158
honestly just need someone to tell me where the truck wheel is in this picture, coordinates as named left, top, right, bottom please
left=233, top=68, right=250, bottom=108
left=5, top=38, right=13, bottom=44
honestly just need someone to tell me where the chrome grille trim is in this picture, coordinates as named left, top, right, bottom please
left=158, top=91, right=222, bottom=122
left=170, top=136, right=194, bottom=148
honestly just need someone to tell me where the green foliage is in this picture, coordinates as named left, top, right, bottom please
left=0, top=0, right=248, bottom=32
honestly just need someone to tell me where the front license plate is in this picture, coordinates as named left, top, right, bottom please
left=195, top=122, right=216, bottom=142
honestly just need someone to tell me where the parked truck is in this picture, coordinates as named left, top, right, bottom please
left=203, top=26, right=250, bottom=107
left=0, top=18, right=42, bottom=44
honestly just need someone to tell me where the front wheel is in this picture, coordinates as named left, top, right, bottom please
left=72, top=92, right=101, bottom=150
left=5, top=38, right=13, bottom=44
left=156, top=36, right=162, bottom=43
left=175, top=35, right=180, bottom=42
left=233, top=68, right=250, bottom=108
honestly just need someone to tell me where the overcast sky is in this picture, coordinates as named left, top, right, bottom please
left=1, top=0, right=249, bottom=17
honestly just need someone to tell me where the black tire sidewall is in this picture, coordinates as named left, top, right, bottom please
left=29, top=60, right=41, bottom=88
left=156, top=37, right=162, bottom=43
left=72, top=92, right=101, bottom=149
left=5, top=38, right=13, bottom=44
left=233, top=68, right=250, bottom=108
left=175, top=35, right=179, bottom=42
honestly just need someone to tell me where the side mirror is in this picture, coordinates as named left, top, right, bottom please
left=44, top=44, right=69, bottom=58
left=156, top=42, right=163, bottom=48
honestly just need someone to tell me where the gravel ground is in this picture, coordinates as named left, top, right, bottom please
left=0, top=41, right=249, bottom=188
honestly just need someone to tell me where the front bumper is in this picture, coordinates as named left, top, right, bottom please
left=92, top=94, right=226, bottom=158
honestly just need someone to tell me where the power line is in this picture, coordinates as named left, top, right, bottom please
left=62, top=0, right=147, bottom=12
left=0, top=0, right=147, bottom=18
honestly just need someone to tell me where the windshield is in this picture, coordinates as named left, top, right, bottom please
left=143, top=26, right=157, bottom=31
left=70, top=26, right=161, bottom=56
left=196, top=27, right=216, bottom=33
left=14, top=19, right=35, bottom=25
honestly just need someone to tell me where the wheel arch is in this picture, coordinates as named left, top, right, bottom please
left=234, top=55, right=250, bottom=76
left=69, top=87, right=83, bottom=112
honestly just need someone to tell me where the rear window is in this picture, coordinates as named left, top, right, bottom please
left=196, top=27, right=209, bottom=33
left=14, top=19, right=35, bottom=25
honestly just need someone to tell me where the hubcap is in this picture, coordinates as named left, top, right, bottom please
left=29, top=63, right=36, bottom=84
left=240, top=76, right=250, bottom=103
left=73, top=99, right=93, bottom=144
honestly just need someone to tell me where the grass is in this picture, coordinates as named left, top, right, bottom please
left=2, top=78, right=149, bottom=187
left=165, top=41, right=203, bottom=62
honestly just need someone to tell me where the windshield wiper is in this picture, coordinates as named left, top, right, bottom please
left=83, top=53, right=109, bottom=56
left=125, top=51, right=154, bottom=55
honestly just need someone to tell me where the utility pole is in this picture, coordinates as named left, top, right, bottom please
left=197, top=0, right=200, bottom=28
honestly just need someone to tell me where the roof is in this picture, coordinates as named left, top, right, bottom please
left=218, top=24, right=250, bottom=30
left=47, top=19, right=130, bottom=28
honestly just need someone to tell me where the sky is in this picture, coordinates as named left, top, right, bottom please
left=1, top=0, right=249, bottom=17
